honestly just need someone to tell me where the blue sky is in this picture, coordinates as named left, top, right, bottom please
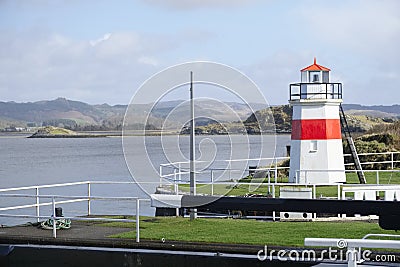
left=0, top=0, right=399, bottom=105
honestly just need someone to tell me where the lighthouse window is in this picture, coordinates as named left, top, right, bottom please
left=322, top=71, right=329, bottom=83
left=309, top=71, right=320, bottom=83
left=310, top=141, right=318, bottom=152
left=301, top=71, right=307, bottom=82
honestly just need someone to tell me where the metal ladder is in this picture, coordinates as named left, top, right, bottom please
left=339, top=104, right=367, bottom=184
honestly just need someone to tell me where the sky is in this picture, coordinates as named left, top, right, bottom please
left=0, top=0, right=399, bottom=106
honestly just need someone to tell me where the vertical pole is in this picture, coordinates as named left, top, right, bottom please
left=87, top=182, right=91, bottom=216
left=313, top=185, right=316, bottom=199
left=305, top=170, right=308, bottom=184
left=274, top=158, right=278, bottom=182
left=174, top=168, right=179, bottom=216
left=272, top=184, right=276, bottom=221
left=189, top=71, right=197, bottom=220
left=337, top=184, right=341, bottom=218
left=347, top=247, right=359, bottom=267
left=159, top=165, right=163, bottom=187
left=36, top=187, right=40, bottom=223
left=313, top=184, right=317, bottom=219
left=272, top=184, right=275, bottom=198
left=228, top=162, right=231, bottom=181
left=178, top=163, right=181, bottom=182
left=52, top=197, right=57, bottom=238
left=174, top=168, right=178, bottom=194
left=391, top=152, right=394, bottom=170
left=136, top=199, right=140, bottom=243
left=340, top=185, right=346, bottom=218
left=211, top=170, right=214, bottom=196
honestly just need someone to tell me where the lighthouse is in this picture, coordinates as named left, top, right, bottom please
left=288, top=58, right=346, bottom=184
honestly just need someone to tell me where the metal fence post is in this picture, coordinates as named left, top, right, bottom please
left=52, top=197, right=57, bottom=238
left=228, top=162, right=231, bottom=181
left=36, top=187, right=40, bottom=223
left=391, top=152, right=394, bottom=169
left=337, top=184, right=340, bottom=200
left=313, top=184, right=317, bottom=219
left=376, top=171, right=379, bottom=185
left=159, top=165, right=163, bottom=187
left=313, top=184, right=316, bottom=199
left=136, top=199, right=140, bottom=243
left=174, top=168, right=178, bottom=194
left=174, top=169, right=179, bottom=217
left=87, top=182, right=91, bottom=216
left=211, top=170, right=214, bottom=196
left=178, top=163, right=181, bottom=182
left=305, top=170, right=308, bottom=184
left=272, top=184, right=276, bottom=221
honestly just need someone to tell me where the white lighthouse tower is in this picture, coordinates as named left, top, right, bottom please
left=288, top=58, right=346, bottom=184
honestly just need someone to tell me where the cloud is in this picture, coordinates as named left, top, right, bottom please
left=277, top=0, right=400, bottom=105
left=90, top=33, right=112, bottom=47
left=138, top=56, right=159, bottom=66
left=141, top=0, right=260, bottom=10
left=243, top=51, right=314, bottom=105
left=0, top=31, right=175, bottom=104
left=0, top=28, right=218, bottom=104
left=299, top=0, right=400, bottom=60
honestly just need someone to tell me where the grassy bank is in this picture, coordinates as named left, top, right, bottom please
left=104, top=217, right=398, bottom=247
left=176, top=171, right=400, bottom=197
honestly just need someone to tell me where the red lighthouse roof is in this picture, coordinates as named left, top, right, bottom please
left=301, top=58, right=331, bottom=72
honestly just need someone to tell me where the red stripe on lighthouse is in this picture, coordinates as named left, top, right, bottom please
left=291, top=119, right=341, bottom=140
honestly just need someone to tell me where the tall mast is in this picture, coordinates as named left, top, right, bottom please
left=189, top=71, right=197, bottom=220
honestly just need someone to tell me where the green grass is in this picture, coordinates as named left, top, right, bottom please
left=176, top=171, right=400, bottom=198
left=104, top=217, right=398, bottom=247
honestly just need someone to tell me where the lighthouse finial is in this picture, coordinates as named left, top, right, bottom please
left=314, top=57, right=316, bottom=64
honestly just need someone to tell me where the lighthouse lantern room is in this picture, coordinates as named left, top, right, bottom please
left=288, top=58, right=346, bottom=184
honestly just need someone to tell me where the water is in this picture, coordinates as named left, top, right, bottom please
left=0, top=134, right=290, bottom=225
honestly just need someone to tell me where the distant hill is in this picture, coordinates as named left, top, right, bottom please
left=246, top=104, right=398, bottom=133
left=342, top=104, right=400, bottom=119
left=1, top=98, right=398, bottom=133
left=0, top=98, right=263, bottom=131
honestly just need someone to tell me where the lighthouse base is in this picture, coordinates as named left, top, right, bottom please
left=288, top=139, right=346, bottom=184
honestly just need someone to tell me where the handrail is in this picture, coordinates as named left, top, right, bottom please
left=159, top=152, right=399, bottom=180
left=362, top=233, right=400, bottom=240
left=0, top=181, right=90, bottom=192
left=0, top=187, right=150, bottom=241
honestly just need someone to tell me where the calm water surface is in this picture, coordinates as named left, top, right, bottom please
left=0, top=134, right=290, bottom=225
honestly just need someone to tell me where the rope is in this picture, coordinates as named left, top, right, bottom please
left=40, top=218, right=71, bottom=230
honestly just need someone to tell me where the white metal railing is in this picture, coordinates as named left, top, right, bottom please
left=0, top=181, right=151, bottom=242
left=160, top=157, right=290, bottom=191
left=160, top=152, right=400, bottom=185
left=158, top=159, right=400, bottom=220
left=344, top=151, right=400, bottom=170
left=295, top=169, right=400, bottom=185
left=159, top=167, right=399, bottom=198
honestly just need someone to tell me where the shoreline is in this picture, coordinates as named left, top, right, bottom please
left=0, top=131, right=291, bottom=138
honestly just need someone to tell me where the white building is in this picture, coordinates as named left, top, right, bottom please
left=288, top=58, right=346, bottom=184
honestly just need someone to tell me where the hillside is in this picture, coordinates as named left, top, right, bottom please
left=0, top=98, right=259, bottom=131
left=342, top=104, right=400, bottom=118
left=1, top=98, right=399, bottom=134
